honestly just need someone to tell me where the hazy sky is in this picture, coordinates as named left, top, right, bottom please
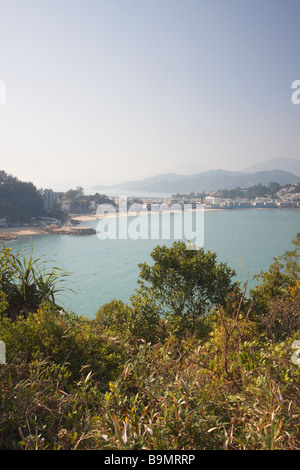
left=0, top=0, right=300, bottom=191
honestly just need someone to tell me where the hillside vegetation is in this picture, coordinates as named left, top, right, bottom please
left=0, top=171, right=45, bottom=223
left=0, top=238, right=299, bottom=450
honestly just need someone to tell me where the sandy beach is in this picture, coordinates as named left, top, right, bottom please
left=72, top=207, right=217, bottom=221
left=0, top=224, right=98, bottom=239
left=0, top=226, right=47, bottom=240
left=0, top=207, right=215, bottom=240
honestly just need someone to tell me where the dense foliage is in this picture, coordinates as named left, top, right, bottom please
left=0, top=238, right=299, bottom=450
left=61, top=187, right=116, bottom=214
left=172, top=181, right=299, bottom=201
left=0, top=171, right=45, bottom=223
left=216, top=182, right=282, bottom=200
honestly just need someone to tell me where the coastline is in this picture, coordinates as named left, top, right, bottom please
left=71, top=207, right=220, bottom=222
left=0, top=224, right=97, bottom=240
left=0, top=206, right=294, bottom=239
left=0, top=209, right=212, bottom=239
left=0, top=226, right=47, bottom=240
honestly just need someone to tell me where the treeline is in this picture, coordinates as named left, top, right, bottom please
left=58, top=186, right=116, bottom=214
left=0, top=237, right=299, bottom=450
left=0, top=170, right=117, bottom=223
left=216, top=181, right=282, bottom=199
left=0, top=171, right=45, bottom=223
left=172, top=182, right=300, bottom=201
left=215, top=181, right=300, bottom=200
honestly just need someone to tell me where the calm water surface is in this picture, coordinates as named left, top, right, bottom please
left=6, top=209, right=300, bottom=318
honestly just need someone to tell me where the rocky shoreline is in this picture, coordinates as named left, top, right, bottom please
left=0, top=222, right=96, bottom=240
left=0, top=232, right=19, bottom=241
left=44, top=225, right=96, bottom=235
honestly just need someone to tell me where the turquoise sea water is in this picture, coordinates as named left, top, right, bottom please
left=5, top=208, right=300, bottom=318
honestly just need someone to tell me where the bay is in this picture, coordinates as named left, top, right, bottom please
left=5, top=208, right=300, bottom=319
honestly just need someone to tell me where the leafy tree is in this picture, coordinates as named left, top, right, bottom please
left=136, top=241, right=237, bottom=334
left=250, top=234, right=300, bottom=338
left=292, top=182, right=300, bottom=193
left=251, top=259, right=293, bottom=304
left=48, top=200, right=67, bottom=221
left=251, top=233, right=300, bottom=310
left=216, top=181, right=282, bottom=200
left=280, top=232, right=300, bottom=279
left=90, top=193, right=116, bottom=207
left=96, top=300, right=133, bottom=332
left=62, top=188, right=116, bottom=214
left=96, top=297, right=163, bottom=344
left=65, top=187, right=84, bottom=200
left=0, top=171, right=45, bottom=223
left=268, top=181, right=281, bottom=197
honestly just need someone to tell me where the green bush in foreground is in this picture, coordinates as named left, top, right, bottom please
left=0, top=241, right=299, bottom=450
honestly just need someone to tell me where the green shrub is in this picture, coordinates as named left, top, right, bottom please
left=0, top=302, right=128, bottom=383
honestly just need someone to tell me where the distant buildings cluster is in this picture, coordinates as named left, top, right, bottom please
left=42, top=189, right=102, bottom=216
left=170, top=184, right=300, bottom=209
left=1, top=183, right=299, bottom=230
left=202, top=184, right=300, bottom=209
left=43, top=184, right=300, bottom=219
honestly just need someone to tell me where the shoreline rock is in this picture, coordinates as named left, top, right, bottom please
left=0, top=233, right=18, bottom=241
left=44, top=225, right=96, bottom=235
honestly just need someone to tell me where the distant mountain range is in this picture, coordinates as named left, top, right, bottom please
left=91, top=168, right=300, bottom=194
left=173, top=161, right=209, bottom=175
left=243, top=157, right=300, bottom=176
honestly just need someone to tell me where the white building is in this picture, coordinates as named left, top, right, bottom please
left=43, top=189, right=57, bottom=213
left=205, top=196, right=221, bottom=205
